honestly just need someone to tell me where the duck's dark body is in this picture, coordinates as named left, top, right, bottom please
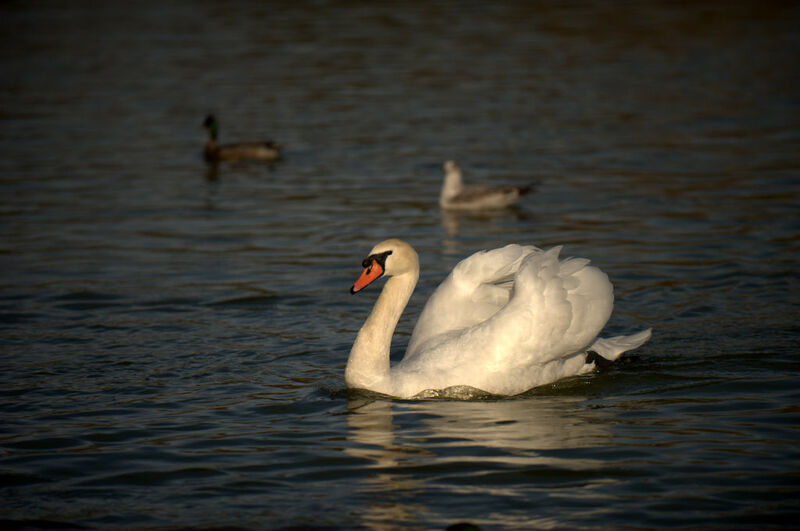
left=203, top=115, right=282, bottom=163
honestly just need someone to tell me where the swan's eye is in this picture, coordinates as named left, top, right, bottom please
left=361, top=250, right=391, bottom=273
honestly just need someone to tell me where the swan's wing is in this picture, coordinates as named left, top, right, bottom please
left=395, top=246, right=617, bottom=395
left=409, top=246, right=612, bottom=375
left=475, top=246, right=614, bottom=369
left=405, top=244, right=540, bottom=358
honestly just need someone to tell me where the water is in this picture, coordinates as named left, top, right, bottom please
left=1, top=1, right=799, bottom=529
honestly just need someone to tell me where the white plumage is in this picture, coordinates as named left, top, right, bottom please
left=347, top=239, right=651, bottom=398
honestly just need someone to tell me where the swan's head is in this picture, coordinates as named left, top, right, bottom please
left=350, top=239, right=419, bottom=294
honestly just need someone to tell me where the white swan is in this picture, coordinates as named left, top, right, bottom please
left=347, top=239, right=651, bottom=398
left=440, top=160, right=530, bottom=210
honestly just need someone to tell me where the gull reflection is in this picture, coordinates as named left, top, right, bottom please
left=440, top=208, right=530, bottom=255
left=345, top=394, right=615, bottom=530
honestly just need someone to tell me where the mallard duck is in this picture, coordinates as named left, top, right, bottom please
left=440, top=160, right=530, bottom=209
left=202, top=114, right=282, bottom=163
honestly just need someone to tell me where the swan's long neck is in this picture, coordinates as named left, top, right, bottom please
left=346, top=271, right=417, bottom=393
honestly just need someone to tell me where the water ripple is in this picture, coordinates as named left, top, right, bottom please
left=1, top=1, right=799, bottom=529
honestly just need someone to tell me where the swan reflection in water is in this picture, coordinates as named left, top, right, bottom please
left=345, top=393, right=617, bottom=530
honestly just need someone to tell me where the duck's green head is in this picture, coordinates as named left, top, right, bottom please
left=203, top=114, right=218, bottom=140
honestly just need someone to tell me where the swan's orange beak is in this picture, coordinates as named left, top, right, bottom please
left=351, top=260, right=384, bottom=294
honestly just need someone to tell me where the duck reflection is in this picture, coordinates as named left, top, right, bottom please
left=200, top=160, right=281, bottom=210
left=345, top=394, right=615, bottom=530
left=205, top=162, right=220, bottom=183
left=203, top=164, right=221, bottom=210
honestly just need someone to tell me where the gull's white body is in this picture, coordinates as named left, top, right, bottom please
left=439, top=160, right=529, bottom=210
left=347, top=239, right=651, bottom=398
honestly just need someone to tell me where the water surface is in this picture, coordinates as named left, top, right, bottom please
left=1, top=1, right=799, bottom=529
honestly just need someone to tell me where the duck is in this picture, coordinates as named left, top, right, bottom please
left=347, top=239, right=651, bottom=398
left=202, top=114, right=282, bottom=163
left=440, top=160, right=530, bottom=210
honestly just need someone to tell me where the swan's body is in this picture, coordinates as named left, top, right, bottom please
left=440, top=160, right=530, bottom=210
left=203, top=114, right=282, bottom=163
left=348, top=239, right=651, bottom=398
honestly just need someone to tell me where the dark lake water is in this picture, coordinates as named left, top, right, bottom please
left=2, top=1, right=799, bottom=529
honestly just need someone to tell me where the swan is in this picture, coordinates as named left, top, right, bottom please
left=203, top=114, right=282, bottom=163
left=440, top=160, right=530, bottom=210
left=347, top=239, right=651, bottom=398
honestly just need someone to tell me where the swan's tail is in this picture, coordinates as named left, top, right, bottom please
left=587, top=328, right=652, bottom=361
